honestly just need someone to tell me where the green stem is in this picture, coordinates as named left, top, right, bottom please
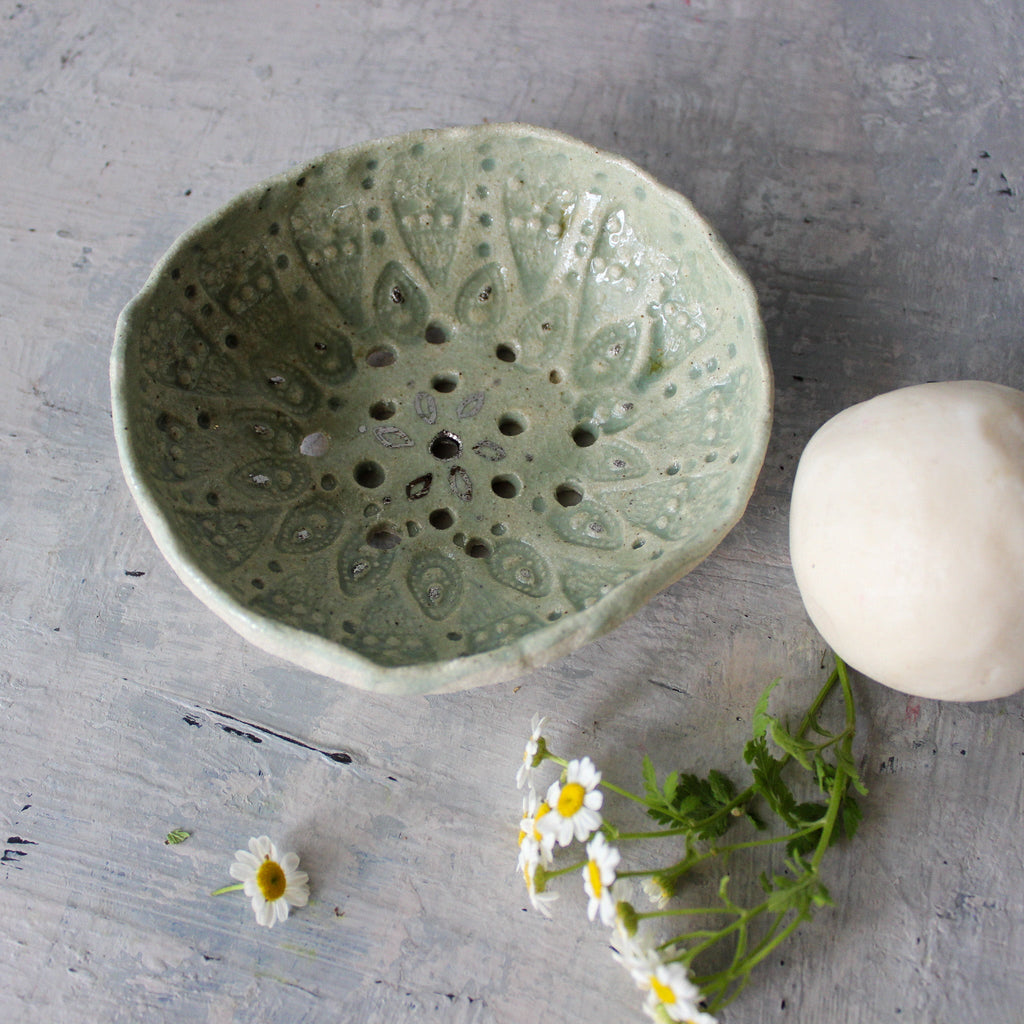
left=210, top=883, right=245, bottom=896
left=638, top=905, right=740, bottom=922
left=542, top=859, right=586, bottom=880
left=810, top=661, right=856, bottom=872
left=608, top=825, right=694, bottom=841
left=649, top=823, right=820, bottom=887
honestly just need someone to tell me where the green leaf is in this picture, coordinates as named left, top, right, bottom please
left=708, top=769, right=737, bottom=805
left=841, top=797, right=864, bottom=840
left=643, top=768, right=742, bottom=838
left=786, top=831, right=818, bottom=858
left=164, top=829, right=191, bottom=845
left=751, top=677, right=782, bottom=739
left=641, top=754, right=659, bottom=800
left=745, top=735, right=799, bottom=826
left=663, top=770, right=679, bottom=804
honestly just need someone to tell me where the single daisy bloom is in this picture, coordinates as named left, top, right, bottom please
left=642, top=874, right=675, bottom=909
left=539, top=756, right=603, bottom=847
left=611, top=912, right=661, bottom=989
left=516, top=714, right=549, bottom=790
left=583, top=832, right=620, bottom=926
left=521, top=847, right=558, bottom=917
left=229, top=835, right=309, bottom=928
left=518, top=789, right=555, bottom=868
left=641, top=961, right=716, bottom=1024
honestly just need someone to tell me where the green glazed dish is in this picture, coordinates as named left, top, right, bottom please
left=111, top=124, right=772, bottom=695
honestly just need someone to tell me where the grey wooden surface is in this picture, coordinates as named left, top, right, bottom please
left=3, top=1, right=1023, bottom=1022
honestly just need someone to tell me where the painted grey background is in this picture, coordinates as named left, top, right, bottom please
left=2, top=1, right=1023, bottom=1021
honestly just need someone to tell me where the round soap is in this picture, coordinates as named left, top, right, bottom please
left=789, top=380, right=1024, bottom=701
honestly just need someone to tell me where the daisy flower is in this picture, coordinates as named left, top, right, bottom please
left=517, top=789, right=555, bottom=869
left=516, top=714, right=549, bottom=790
left=228, top=835, right=309, bottom=928
left=610, top=904, right=662, bottom=989
left=640, top=961, right=717, bottom=1024
left=520, top=845, right=559, bottom=917
left=642, top=874, right=675, bottom=909
left=583, top=832, right=621, bottom=926
left=539, top=756, right=603, bottom=847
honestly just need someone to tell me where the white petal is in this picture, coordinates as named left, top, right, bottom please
left=280, top=852, right=300, bottom=873
left=229, top=861, right=255, bottom=882
left=255, top=898, right=275, bottom=927
left=249, top=836, right=273, bottom=859
left=274, top=899, right=290, bottom=924
left=286, top=885, right=309, bottom=908
left=233, top=849, right=260, bottom=870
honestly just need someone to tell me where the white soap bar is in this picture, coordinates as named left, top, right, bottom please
left=789, top=380, right=1024, bottom=701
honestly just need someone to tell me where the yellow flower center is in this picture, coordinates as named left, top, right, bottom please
left=650, top=976, right=677, bottom=1005
left=532, top=801, right=551, bottom=841
left=557, top=782, right=586, bottom=817
left=588, top=858, right=603, bottom=898
left=256, top=857, right=287, bottom=901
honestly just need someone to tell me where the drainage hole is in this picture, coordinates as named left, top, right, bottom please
left=425, top=323, right=448, bottom=345
left=555, top=484, right=583, bottom=507
left=495, top=343, right=517, bottom=363
left=367, top=346, right=397, bottom=367
left=429, top=508, right=455, bottom=530
left=467, top=538, right=491, bottom=559
left=354, top=461, right=385, bottom=488
left=366, top=524, right=402, bottom=550
left=432, top=373, right=458, bottom=393
left=429, top=430, right=462, bottom=460
left=499, top=413, right=525, bottom=436
left=491, top=474, right=520, bottom=499
left=370, top=399, right=396, bottom=420
left=572, top=424, right=598, bottom=447
left=549, top=369, right=563, bottom=384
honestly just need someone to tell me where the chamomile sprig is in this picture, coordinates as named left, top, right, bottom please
left=515, top=653, right=865, bottom=1020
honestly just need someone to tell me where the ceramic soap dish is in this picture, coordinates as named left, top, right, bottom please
left=111, top=124, right=772, bottom=694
